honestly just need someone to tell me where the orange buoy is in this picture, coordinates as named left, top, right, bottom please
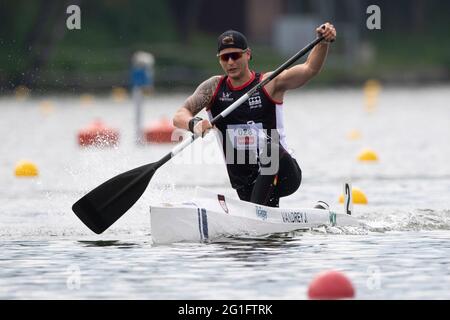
left=144, top=118, right=176, bottom=143
left=77, top=119, right=119, bottom=147
left=308, top=270, right=355, bottom=300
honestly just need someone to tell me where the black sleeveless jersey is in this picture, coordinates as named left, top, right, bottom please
left=207, top=71, right=285, bottom=189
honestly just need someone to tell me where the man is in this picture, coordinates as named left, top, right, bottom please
left=173, top=23, right=336, bottom=207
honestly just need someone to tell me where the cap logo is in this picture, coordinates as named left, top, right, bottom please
left=222, top=35, right=234, bottom=45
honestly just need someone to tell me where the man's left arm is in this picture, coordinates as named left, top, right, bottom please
left=271, top=23, right=336, bottom=93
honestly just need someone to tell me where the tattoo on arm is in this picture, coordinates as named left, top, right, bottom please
left=183, top=76, right=221, bottom=115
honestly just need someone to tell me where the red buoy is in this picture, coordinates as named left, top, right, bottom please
left=144, top=118, right=176, bottom=143
left=77, top=119, right=119, bottom=147
left=308, top=270, right=355, bottom=299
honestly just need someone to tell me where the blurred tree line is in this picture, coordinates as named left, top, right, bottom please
left=0, top=0, right=448, bottom=93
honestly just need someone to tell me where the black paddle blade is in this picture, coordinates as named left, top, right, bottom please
left=72, top=161, right=161, bottom=234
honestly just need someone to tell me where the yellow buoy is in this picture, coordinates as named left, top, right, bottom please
left=111, top=87, right=128, bottom=102
left=364, top=79, right=381, bottom=92
left=364, top=79, right=381, bottom=111
left=364, top=79, right=381, bottom=93
left=80, top=94, right=94, bottom=106
left=364, top=97, right=377, bottom=112
left=39, top=100, right=55, bottom=115
left=14, top=160, right=39, bottom=177
left=15, top=85, right=30, bottom=100
left=347, top=129, right=362, bottom=140
left=339, top=187, right=368, bottom=205
left=357, top=148, right=378, bottom=162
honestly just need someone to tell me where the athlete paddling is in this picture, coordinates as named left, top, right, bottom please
left=173, top=23, right=336, bottom=207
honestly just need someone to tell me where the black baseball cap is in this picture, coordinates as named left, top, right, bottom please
left=217, top=30, right=249, bottom=54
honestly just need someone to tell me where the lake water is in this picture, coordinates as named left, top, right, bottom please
left=0, top=86, right=449, bottom=299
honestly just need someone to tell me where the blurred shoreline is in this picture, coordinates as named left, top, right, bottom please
left=2, top=80, right=449, bottom=97
left=1, top=1, right=449, bottom=94
left=2, top=83, right=449, bottom=101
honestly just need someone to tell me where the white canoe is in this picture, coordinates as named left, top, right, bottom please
left=150, top=187, right=359, bottom=244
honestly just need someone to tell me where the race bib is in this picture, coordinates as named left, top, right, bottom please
left=227, top=122, right=264, bottom=150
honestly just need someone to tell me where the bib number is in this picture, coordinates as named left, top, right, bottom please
left=227, top=123, right=263, bottom=150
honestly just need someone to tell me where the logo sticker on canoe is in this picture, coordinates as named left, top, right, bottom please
left=217, top=194, right=229, bottom=214
left=329, top=211, right=337, bottom=226
left=256, top=206, right=268, bottom=220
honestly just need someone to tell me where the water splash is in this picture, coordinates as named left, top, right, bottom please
left=361, top=208, right=450, bottom=232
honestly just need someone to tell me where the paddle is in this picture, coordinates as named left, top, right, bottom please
left=72, top=36, right=325, bottom=234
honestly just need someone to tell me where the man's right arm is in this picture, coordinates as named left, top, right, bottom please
left=173, top=76, right=221, bottom=131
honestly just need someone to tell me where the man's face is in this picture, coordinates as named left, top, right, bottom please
left=218, top=48, right=251, bottom=79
